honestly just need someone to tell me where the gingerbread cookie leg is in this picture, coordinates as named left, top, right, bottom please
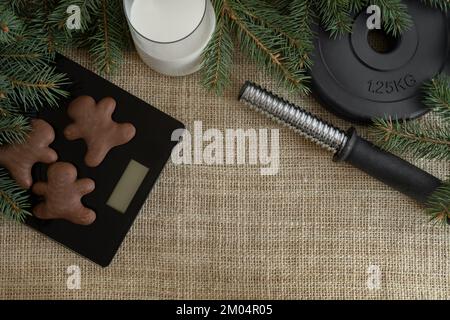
left=32, top=162, right=96, bottom=226
left=0, top=119, right=58, bottom=189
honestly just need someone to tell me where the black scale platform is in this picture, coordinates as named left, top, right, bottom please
left=26, top=54, right=184, bottom=267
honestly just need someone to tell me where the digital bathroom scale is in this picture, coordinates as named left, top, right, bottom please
left=26, top=54, right=184, bottom=267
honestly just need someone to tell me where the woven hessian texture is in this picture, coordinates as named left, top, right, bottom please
left=1, top=49, right=449, bottom=300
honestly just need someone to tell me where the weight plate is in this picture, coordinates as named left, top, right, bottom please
left=310, top=0, right=449, bottom=123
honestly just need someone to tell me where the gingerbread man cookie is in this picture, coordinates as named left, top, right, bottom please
left=32, top=162, right=96, bottom=225
left=0, top=119, right=58, bottom=189
left=64, top=96, right=136, bottom=167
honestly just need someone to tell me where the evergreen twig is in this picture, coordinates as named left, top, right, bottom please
left=347, top=0, right=369, bottom=12
left=89, top=0, right=126, bottom=75
left=0, top=3, right=23, bottom=44
left=371, top=0, right=413, bottom=36
left=372, top=118, right=450, bottom=161
left=4, top=63, right=69, bottom=110
left=268, top=0, right=292, bottom=14
left=49, top=0, right=99, bottom=35
left=426, top=180, right=450, bottom=225
left=202, top=0, right=312, bottom=95
left=0, top=114, right=30, bottom=145
left=0, top=168, right=31, bottom=222
left=201, top=0, right=234, bottom=95
left=229, top=0, right=310, bottom=93
left=423, top=74, right=450, bottom=121
left=421, top=0, right=450, bottom=12
left=314, top=0, right=353, bottom=38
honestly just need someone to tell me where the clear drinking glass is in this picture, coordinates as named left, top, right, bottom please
left=123, top=0, right=216, bottom=77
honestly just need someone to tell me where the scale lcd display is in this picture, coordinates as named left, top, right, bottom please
left=106, top=160, right=150, bottom=213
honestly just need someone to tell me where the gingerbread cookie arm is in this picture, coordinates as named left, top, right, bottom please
left=76, top=178, right=96, bottom=196
left=7, top=166, right=33, bottom=191
left=97, top=97, right=116, bottom=117
left=74, top=207, right=96, bottom=226
left=40, top=146, right=58, bottom=164
left=33, top=202, right=50, bottom=220
left=116, top=123, right=136, bottom=145
left=32, top=181, right=48, bottom=196
left=64, top=123, right=83, bottom=141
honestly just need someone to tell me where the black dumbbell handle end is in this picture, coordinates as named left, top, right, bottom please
left=334, top=128, right=442, bottom=205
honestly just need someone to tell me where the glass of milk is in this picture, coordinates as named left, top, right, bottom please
left=123, top=0, right=216, bottom=77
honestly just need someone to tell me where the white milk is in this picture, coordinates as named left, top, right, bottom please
left=130, top=0, right=206, bottom=43
left=124, top=0, right=216, bottom=76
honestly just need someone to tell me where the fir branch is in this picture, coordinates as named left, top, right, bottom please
left=426, top=180, right=450, bottom=225
left=242, top=0, right=314, bottom=69
left=0, top=74, right=13, bottom=101
left=371, top=0, right=413, bottom=36
left=0, top=2, right=23, bottom=44
left=37, top=0, right=59, bottom=53
left=421, top=0, right=450, bottom=12
left=14, top=1, right=69, bottom=53
left=0, top=168, right=30, bottom=222
left=0, top=113, right=30, bottom=145
left=202, top=0, right=314, bottom=94
left=267, top=0, right=292, bottom=14
left=49, top=0, right=99, bottom=36
left=225, top=0, right=310, bottom=94
left=89, top=0, right=125, bottom=75
left=287, top=0, right=315, bottom=69
left=4, top=63, right=69, bottom=110
left=0, top=98, right=20, bottom=116
left=372, top=118, right=450, bottom=161
left=314, top=0, right=353, bottom=38
left=0, top=39, right=53, bottom=68
left=8, top=0, right=31, bottom=12
left=423, top=74, right=450, bottom=122
left=347, top=0, right=369, bottom=12
left=201, top=0, right=234, bottom=95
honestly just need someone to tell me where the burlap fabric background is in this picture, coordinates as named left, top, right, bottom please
left=1, top=49, right=449, bottom=300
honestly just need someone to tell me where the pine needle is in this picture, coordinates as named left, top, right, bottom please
left=226, top=0, right=310, bottom=94
left=0, top=39, right=53, bottom=68
left=0, top=113, right=30, bottom=145
left=49, top=0, right=99, bottom=35
left=314, top=0, right=353, bottom=39
left=268, top=0, right=292, bottom=14
left=201, top=0, right=234, bottom=95
left=5, top=62, right=69, bottom=110
left=0, top=3, right=23, bottom=44
left=372, top=118, right=450, bottom=161
left=421, top=0, right=449, bottom=12
left=347, top=0, right=370, bottom=12
left=423, top=74, right=450, bottom=122
left=89, top=0, right=125, bottom=75
left=426, top=180, right=450, bottom=225
left=371, top=0, right=413, bottom=36
left=0, top=74, right=13, bottom=101
left=0, top=168, right=31, bottom=222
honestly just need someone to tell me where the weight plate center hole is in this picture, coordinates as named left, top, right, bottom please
left=367, top=29, right=401, bottom=54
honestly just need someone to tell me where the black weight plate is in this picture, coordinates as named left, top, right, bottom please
left=310, top=0, right=449, bottom=123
